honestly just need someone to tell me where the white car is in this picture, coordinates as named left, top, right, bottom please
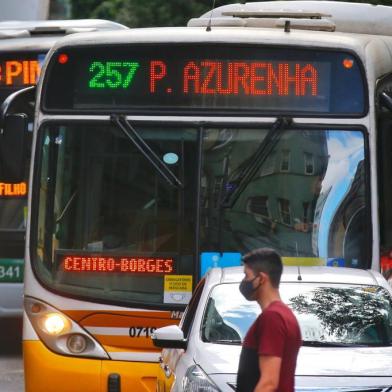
left=152, top=266, right=392, bottom=392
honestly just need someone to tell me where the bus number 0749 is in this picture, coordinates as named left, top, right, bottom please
left=129, top=326, right=157, bottom=338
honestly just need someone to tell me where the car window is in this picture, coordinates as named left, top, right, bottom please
left=202, top=283, right=260, bottom=344
left=180, top=278, right=205, bottom=339
left=201, top=282, right=392, bottom=346
left=287, top=283, right=392, bottom=346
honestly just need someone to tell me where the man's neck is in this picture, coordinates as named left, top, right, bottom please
left=258, top=289, right=281, bottom=310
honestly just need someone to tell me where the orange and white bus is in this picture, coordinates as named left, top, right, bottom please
left=0, top=19, right=126, bottom=319
left=4, top=1, right=392, bottom=390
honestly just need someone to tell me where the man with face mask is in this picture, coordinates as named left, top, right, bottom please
left=236, top=248, right=302, bottom=392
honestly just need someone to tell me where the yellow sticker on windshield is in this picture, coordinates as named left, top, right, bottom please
left=282, top=257, right=326, bottom=266
left=361, top=286, right=378, bottom=293
left=164, top=275, right=193, bottom=305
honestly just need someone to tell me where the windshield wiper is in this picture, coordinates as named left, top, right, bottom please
left=213, top=339, right=242, bottom=345
left=56, top=190, right=77, bottom=223
left=302, top=340, right=367, bottom=347
left=111, top=114, right=183, bottom=189
left=221, top=117, right=292, bottom=208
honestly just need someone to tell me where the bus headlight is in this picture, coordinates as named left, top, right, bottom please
left=25, top=297, right=108, bottom=359
left=67, top=334, right=88, bottom=354
left=42, top=313, right=69, bottom=335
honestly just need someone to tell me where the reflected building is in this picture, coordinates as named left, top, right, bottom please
left=202, top=130, right=329, bottom=257
left=240, top=132, right=329, bottom=256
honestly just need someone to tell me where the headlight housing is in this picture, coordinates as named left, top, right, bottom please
left=25, top=296, right=108, bottom=359
left=182, top=365, right=220, bottom=392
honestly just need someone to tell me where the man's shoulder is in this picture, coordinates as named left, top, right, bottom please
left=263, top=301, right=298, bottom=325
left=266, top=300, right=291, bottom=315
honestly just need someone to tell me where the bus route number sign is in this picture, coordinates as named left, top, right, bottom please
left=88, top=59, right=319, bottom=98
left=82, top=57, right=330, bottom=114
left=0, top=259, right=24, bottom=283
left=45, top=45, right=365, bottom=114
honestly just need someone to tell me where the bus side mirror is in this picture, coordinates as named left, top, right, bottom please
left=380, top=91, right=392, bottom=112
left=0, top=113, right=28, bottom=183
left=0, top=85, right=35, bottom=183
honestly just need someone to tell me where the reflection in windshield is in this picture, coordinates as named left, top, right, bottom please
left=201, top=128, right=367, bottom=268
left=35, top=124, right=198, bottom=306
left=317, top=132, right=365, bottom=262
left=34, top=123, right=369, bottom=307
left=202, top=283, right=392, bottom=346
left=289, top=285, right=392, bottom=345
left=202, top=284, right=260, bottom=343
left=0, top=198, right=26, bottom=230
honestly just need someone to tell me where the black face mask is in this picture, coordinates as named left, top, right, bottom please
left=239, top=275, right=260, bottom=301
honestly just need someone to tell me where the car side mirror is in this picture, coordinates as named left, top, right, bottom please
left=0, top=113, right=28, bottom=183
left=151, top=325, right=187, bottom=349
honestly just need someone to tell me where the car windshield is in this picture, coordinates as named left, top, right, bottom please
left=33, top=123, right=368, bottom=307
left=201, top=282, right=392, bottom=346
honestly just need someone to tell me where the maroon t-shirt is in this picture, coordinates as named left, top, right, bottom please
left=237, top=301, right=302, bottom=392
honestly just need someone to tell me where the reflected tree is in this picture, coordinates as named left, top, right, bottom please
left=289, top=287, right=391, bottom=342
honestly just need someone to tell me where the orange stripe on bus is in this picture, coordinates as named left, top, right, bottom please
left=80, top=314, right=173, bottom=328
left=103, top=345, right=160, bottom=353
left=94, top=335, right=158, bottom=349
left=62, top=309, right=174, bottom=322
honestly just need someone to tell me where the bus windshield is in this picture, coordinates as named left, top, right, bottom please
left=0, top=52, right=41, bottom=280
left=33, top=123, right=368, bottom=307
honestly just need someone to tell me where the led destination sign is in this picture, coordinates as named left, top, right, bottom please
left=88, top=60, right=318, bottom=96
left=44, top=45, right=366, bottom=115
left=60, top=255, right=174, bottom=274
left=0, top=182, right=27, bottom=197
left=0, top=54, right=44, bottom=87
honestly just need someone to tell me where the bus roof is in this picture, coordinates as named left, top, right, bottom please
left=46, top=25, right=391, bottom=53
left=188, top=1, right=392, bottom=36
left=0, top=19, right=127, bottom=40
left=42, top=24, right=392, bottom=102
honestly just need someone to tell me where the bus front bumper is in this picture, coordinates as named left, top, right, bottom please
left=24, top=340, right=160, bottom=392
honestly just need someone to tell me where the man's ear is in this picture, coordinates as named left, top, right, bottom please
left=259, top=271, right=269, bottom=285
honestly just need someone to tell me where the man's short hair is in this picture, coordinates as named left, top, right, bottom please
left=242, top=248, right=283, bottom=288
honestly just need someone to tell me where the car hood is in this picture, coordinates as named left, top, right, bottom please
left=194, top=343, right=242, bottom=374
left=194, top=343, right=392, bottom=377
left=296, top=346, right=392, bottom=376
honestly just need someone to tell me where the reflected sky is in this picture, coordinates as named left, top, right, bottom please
left=208, top=283, right=260, bottom=339
left=316, top=131, right=364, bottom=258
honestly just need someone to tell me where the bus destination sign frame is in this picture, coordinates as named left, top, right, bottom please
left=43, top=44, right=366, bottom=116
